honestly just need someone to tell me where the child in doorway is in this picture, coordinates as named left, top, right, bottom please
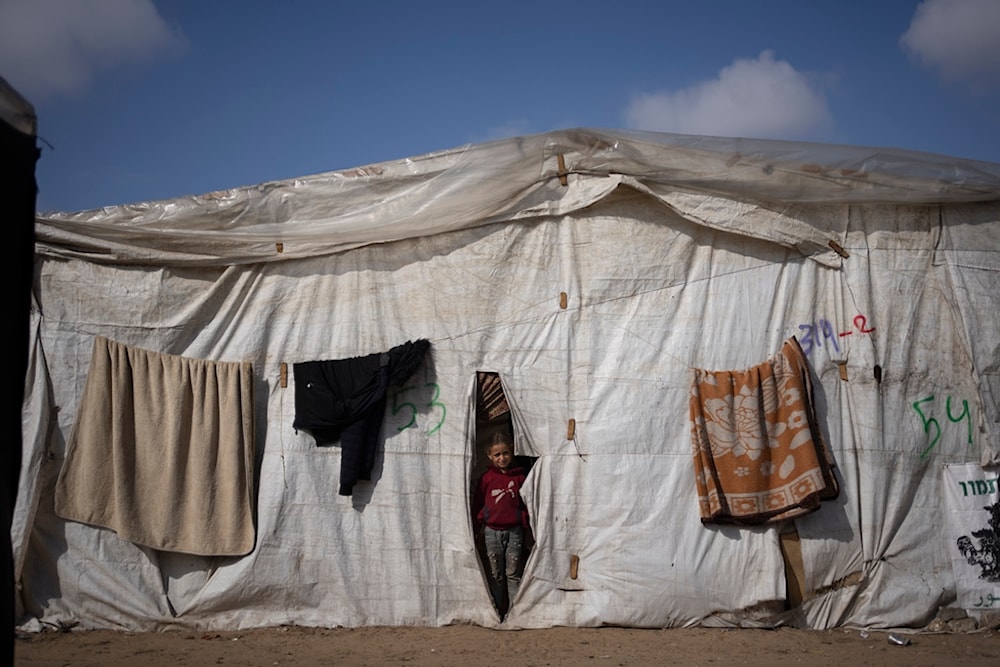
left=473, top=431, right=530, bottom=614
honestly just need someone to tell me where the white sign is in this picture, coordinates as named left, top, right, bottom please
left=943, top=464, right=1000, bottom=611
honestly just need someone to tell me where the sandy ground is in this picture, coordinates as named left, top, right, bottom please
left=13, top=625, right=999, bottom=667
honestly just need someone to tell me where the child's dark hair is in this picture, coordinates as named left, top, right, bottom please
left=486, top=431, right=513, bottom=451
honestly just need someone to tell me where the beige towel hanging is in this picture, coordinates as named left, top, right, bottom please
left=55, top=336, right=256, bottom=556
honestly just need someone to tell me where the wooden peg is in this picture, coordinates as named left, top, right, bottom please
left=828, top=240, right=849, bottom=258
left=559, top=292, right=568, bottom=309
left=280, top=362, right=288, bottom=388
left=570, top=554, right=580, bottom=580
left=557, top=154, right=568, bottom=186
left=566, top=418, right=576, bottom=440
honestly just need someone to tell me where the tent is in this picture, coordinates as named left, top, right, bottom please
left=13, top=128, right=1000, bottom=632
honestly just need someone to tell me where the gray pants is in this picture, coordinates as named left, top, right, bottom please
left=484, top=525, right=524, bottom=611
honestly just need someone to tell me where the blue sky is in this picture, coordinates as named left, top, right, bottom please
left=2, top=0, right=999, bottom=213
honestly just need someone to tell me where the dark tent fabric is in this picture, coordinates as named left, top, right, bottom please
left=0, top=74, right=37, bottom=664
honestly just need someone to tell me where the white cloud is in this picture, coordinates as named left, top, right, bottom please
left=900, top=0, right=1000, bottom=88
left=624, top=51, right=833, bottom=141
left=0, top=0, right=186, bottom=98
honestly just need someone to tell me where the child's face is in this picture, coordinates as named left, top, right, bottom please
left=487, top=443, right=514, bottom=470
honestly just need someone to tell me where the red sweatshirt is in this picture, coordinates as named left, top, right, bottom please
left=474, top=465, right=529, bottom=530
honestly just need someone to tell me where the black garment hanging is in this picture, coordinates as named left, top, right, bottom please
left=293, top=339, right=430, bottom=495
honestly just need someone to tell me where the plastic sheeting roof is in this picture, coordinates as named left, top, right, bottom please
left=37, top=129, right=1000, bottom=266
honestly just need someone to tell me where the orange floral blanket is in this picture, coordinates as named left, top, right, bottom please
left=689, top=337, right=838, bottom=525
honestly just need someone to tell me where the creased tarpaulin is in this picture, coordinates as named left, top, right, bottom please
left=54, top=336, right=256, bottom=556
left=16, top=129, right=1000, bottom=633
left=292, top=339, right=431, bottom=496
left=689, top=337, right=839, bottom=525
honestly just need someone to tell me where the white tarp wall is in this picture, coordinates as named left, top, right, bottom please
left=14, top=129, right=1000, bottom=631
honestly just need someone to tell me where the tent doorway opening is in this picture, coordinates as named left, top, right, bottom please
left=471, top=372, right=535, bottom=620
